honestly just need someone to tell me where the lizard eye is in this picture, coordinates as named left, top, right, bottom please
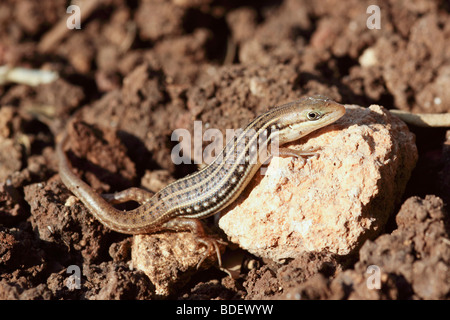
left=307, top=111, right=321, bottom=121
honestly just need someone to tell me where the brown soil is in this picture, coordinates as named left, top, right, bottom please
left=0, top=0, right=449, bottom=300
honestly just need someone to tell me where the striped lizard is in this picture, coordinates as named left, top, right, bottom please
left=57, top=95, right=346, bottom=265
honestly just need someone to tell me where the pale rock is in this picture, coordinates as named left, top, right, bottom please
left=218, top=105, right=418, bottom=262
left=132, top=232, right=222, bottom=296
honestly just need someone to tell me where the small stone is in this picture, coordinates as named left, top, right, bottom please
left=218, top=105, right=418, bottom=262
left=132, top=232, right=223, bottom=296
left=359, top=47, right=378, bottom=67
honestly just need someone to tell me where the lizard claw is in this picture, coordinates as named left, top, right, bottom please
left=195, top=237, right=227, bottom=269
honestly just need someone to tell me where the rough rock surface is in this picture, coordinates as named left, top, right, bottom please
left=219, top=105, right=418, bottom=262
left=132, top=232, right=224, bottom=297
left=274, top=195, right=450, bottom=300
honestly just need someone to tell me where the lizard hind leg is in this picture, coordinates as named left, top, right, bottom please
left=162, top=217, right=226, bottom=269
left=102, top=187, right=155, bottom=205
left=103, top=191, right=225, bottom=268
